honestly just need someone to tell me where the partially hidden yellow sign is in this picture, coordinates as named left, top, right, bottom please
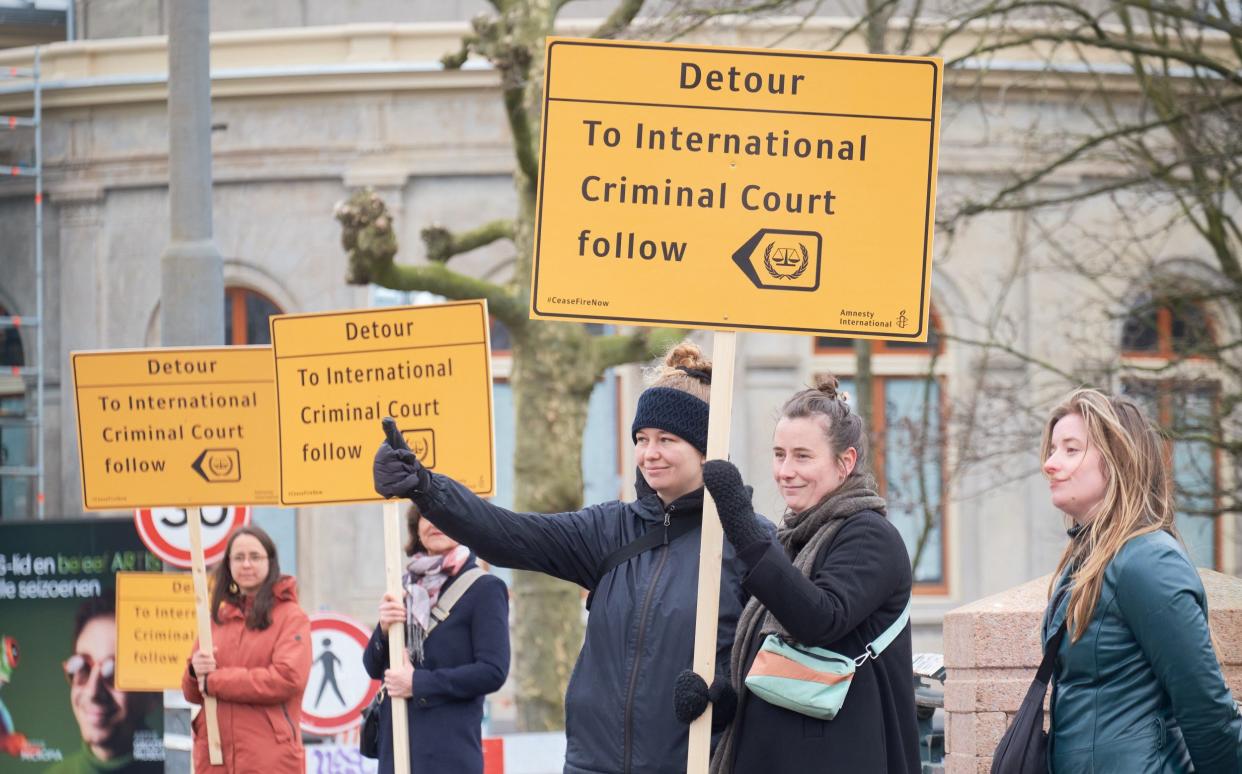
left=72, top=346, right=279, bottom=510
left=532, top=38, right=942, bottom=340
left=270, top=300, right=495, bottom=505
left=114, top=571, right=197, bottom=691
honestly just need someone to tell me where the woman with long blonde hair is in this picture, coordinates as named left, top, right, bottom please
left=1040, top=388, right=1240, bottom=773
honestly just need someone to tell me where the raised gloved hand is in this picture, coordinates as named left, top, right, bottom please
left=702, top=459, right=768, bottom=554
left=373, top=417, right=430, bottom=499
left=673, top=669, right=738, bottom=730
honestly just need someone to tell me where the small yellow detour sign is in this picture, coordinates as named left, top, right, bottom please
left=72, top=347, right=279, bottom=510
left=532, top=38, right=942, bottom=341
left=114, top=571, right=198, bottom=691
left=270, top=300, right=495, bottom=505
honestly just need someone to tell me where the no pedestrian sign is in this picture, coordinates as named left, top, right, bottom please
left=531, top=38, right=943, bottom=340
left=72, top=347, right=279, bottom=510
left=270, top=300, right=496, bottom=505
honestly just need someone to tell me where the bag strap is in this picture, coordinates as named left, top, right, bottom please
left=1035, top=581, right=1072, bottom=683
left=856, top=602, right=912, bottom=664
left=427, top=567, right=485, bottom=635
left=586, top=516, right=700, bottom=609
left=1036, top=620, right=1068, bottom=684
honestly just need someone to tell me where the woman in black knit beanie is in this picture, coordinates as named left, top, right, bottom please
left=677, top=374, right=920, bottom=773
left=373, top=340, right=763, bottom=774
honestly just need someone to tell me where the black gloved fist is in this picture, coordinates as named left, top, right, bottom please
left=702, top=460, right=768, bottom=553
left=673, top=670, right=738, bottom=730
left=373, top=417, right=431, bottom=499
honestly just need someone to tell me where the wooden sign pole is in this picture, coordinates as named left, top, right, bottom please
left=186, top=507, right=223, bottom=765
left=383, top=500, right=412, bottom=774
left=686, top=331, right=736, bottom=774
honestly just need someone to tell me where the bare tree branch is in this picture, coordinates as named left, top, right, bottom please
left=594, top=0, right=648, bottom=39
left=422, top=220, right=516, bottom=264
left=370, top=260, right=527, bottom=332
left=591, top=327, right=686, bottom=373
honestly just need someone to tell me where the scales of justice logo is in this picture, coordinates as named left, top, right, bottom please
left=763, top=242, right=810, bottom=281
left=732, top=229, right=822, bottom=292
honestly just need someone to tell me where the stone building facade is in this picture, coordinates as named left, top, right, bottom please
left=0, top=6, right=1236, bottom=667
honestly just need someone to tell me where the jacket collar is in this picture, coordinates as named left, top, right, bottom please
left=632, top=467, right=704, bottom=522
left=219, top=574, right=298, bottom=621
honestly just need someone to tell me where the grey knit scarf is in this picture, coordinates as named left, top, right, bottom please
left=709, top=475, right=886, bottom=773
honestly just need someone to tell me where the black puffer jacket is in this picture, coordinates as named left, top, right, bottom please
left=411, top=472, right=767, bottom=774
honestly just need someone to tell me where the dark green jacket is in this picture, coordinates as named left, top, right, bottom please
left=1042, top=530, right=1242, bottom=773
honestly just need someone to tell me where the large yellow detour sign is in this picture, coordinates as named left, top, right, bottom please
left=270, top=300, right=495, bottom=506
left=532, top=38, right=942, bottom=341
left=114, top=571, right=197, bottom=691
left=72, top=347, right=279, bottom=510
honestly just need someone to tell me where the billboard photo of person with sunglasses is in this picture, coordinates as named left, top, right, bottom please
left=46, top=596, right=161, bottom=774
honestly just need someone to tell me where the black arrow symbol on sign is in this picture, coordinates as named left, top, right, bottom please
left=191, top=450, right=211, bottom=482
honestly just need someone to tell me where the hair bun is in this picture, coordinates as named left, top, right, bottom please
left=814, top=374, right=840, bottom=400
left=664, top=342, right=712, bottom=379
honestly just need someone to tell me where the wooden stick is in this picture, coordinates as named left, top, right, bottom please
left=186, top=507, right=223, bottom=766
left=686, top=330, right=737, bottom=774
left=383, top=500, right=411, bottom=774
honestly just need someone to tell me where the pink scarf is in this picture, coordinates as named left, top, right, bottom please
left=402, top=545, right=470, bottom=664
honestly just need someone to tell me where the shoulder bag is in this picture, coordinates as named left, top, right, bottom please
left=990, top=619, right=1067, bottom=774
left=744, top=603, right=911, bottom=720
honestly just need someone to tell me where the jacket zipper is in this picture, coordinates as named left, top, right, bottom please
left=622, top=502, right=675, bottom=774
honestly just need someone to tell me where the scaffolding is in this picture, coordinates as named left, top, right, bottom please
left=0, top=47, right=44, bottom=519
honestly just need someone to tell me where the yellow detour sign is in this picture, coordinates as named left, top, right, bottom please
left=270, top=300, right=495, bottom=505
left=532, top=38, right=943, bottom=341
left=72, top=347, right=279, bottom=510
left=114, top=571, right=198, bottom=691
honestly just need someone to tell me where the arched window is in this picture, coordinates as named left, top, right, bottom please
left=812, top=309, right=947, bottom=591
left=1121, top=296, right=1222, bottom=569
left=224, top=287, right=283, bottom=345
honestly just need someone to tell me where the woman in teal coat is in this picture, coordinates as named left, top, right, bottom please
left=1040, top=389, right=1241, bottom=773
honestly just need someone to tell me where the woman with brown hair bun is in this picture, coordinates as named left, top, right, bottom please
left=181, top=525, right=312, bottom=774
left=373, top=340, right=766, bottom=774
left=680, top=374, right=919, bottom=773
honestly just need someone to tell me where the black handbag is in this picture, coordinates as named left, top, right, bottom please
left=990, top=620, right=1067, bottom=774
left=359, top=686, right=387, bottom=759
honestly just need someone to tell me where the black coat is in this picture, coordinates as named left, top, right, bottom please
left=362, top=555, right=510, bottom=774
left=727, top=510, right=920, bottom=774
left=411, top=473, right=767, bottom=774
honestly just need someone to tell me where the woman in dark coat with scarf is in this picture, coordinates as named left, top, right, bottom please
left=363, top=504, right=510, bottom=774
left=676, top=375, right=920, bottom=773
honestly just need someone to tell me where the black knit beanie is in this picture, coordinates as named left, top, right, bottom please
left=630, top=387, right=709, bottom=454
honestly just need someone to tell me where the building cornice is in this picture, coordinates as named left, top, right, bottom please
left=0, top=17, right=1227, bottom=111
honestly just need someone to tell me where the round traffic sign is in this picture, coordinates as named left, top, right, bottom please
left=302, top=613, right=381, bottom=736
left=132, top=506, right=251, bottom=569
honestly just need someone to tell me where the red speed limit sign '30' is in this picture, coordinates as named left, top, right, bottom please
left=133, top=506, right=251, bottom=569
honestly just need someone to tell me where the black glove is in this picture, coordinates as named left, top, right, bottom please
left=373, top=417, right=430, bottom=499
left=673, top=670, right=737, bottom=730
left=702, top=460, right=768, bottom=553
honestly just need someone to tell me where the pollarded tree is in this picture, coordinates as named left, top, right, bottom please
left=336, top=2, right=684, bottom=731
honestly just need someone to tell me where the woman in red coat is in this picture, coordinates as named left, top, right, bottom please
left=182, top=526, right=312, bottom=773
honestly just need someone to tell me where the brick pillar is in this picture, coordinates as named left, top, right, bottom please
left=943, top=570, right=1242, bottom=774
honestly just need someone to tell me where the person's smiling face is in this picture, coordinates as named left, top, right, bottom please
left=772, top=416, right=855, bottom=514
left=634, top=428, right=704, bottom=504
left=1044, top=412, right=1107, bottom=523
left=66, top=616, right=133, bottom=760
